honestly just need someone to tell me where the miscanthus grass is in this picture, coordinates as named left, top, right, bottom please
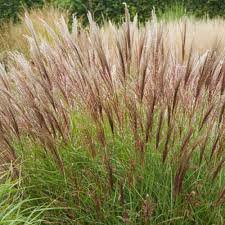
left=0, top=7, right=224, bottom=224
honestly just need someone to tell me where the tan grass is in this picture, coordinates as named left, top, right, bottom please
left=165, top=17, right=225, bottom=60
left=0, top=6, right=68, bottom=60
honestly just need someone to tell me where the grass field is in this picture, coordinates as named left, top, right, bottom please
left=0, top=6, right=224, bottom=224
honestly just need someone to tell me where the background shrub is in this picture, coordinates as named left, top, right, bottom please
left=0, top=0, right=22, bottom=23
left=0, top=0, right=225, bottom=24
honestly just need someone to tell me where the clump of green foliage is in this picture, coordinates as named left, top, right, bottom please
left=0, top=0, right=21, bottom=23
left=1, top=0, right=225, bottom=24
left=0, top=172, right=46, bottom=224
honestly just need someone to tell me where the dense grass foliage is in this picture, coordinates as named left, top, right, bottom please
left=0, top=9, right=224, bottom=224
left=0, top=172, right=46, bottom=224
left=0, top=6, right=68, bottom=60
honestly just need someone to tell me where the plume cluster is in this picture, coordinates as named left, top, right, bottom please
left=0, top=10, right=224, bottom=207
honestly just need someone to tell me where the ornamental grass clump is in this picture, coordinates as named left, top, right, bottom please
left=0, top=8, right=224, bottom=224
